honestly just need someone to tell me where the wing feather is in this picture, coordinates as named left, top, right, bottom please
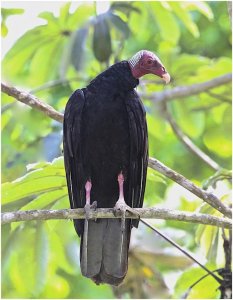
left=63, top=89, right=86, bottom=235
left=126, top=91, right=148, bottom=224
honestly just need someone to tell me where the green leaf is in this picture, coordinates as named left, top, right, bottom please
left=59, top=2, right=71, bottom=27
left=110, top=2, right=141, bottom=14
left=34, top=222, right=49, bottom=295
left=172, top=100, right=205, bottom=139
left=2, top=26, right=57, bottom=83
left=2, top=157, right=66, bottom=204
left=108, top=13, right=130, bottom=38
left=2, top=226, right=23, bottom=275
left=30, top=36, right=64, bottom=84
left=93, top=16, right=112, bottom=62
left=203, top=128, right=232, bottom=158
left=151, top=2, right=180, bottom=44
left=169, top=2, right=200, bottom=38
left=67, top=4, right=95, bottom=29
left=1, top=8, right=24, bottom=37
left=1, top=22, right=8, bottom=37
left=174, top=265, right=220, bottom=299
left=71, top=27, right=89, bottom=71
left=183, top=2, right=214, bottom=20
left=171, top=54, right=210, bottom=79
left=1, top=8, right=24, bottom=18
left=147, top=168, right=167, bottom=185
left=38, top=11, right=57, bottom=23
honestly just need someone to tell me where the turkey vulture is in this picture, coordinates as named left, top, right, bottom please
left=63, top=50, right=170, bottom=285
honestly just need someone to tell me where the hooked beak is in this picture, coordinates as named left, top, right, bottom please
left=162, top=72, right=170, bottom=84
left=151, top=65, right=171, bottom=84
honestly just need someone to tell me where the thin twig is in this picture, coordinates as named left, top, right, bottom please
left=140, top=219, right=223, bottom=284
left=148, top=157, right=232, bottom=218
left=161, top=100, right=221, bottom=171
left=1, top=207, right=232, bottom=228
left=191, top=102, right=224, bottom=112
left=29, top=76, right=85, bottom=94
left=206, top=91, right=232, bottom=104
left=1, top=102, right=15, bottom=113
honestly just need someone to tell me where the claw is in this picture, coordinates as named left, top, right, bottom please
left=84, top=201, right=97, bottom=220
left=114, top=199, right=139, bottom=232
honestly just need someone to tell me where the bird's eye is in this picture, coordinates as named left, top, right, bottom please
left=147, top=59, right=153, bottom=64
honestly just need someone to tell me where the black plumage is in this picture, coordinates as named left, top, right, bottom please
left=63, top=61, right=148, bottom=285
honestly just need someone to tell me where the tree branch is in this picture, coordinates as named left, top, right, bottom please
left=2, top=73, right=231, bottom=120
left=1, top=81, right=232, bottom=218
left=1, top=82, right=64, bottom=123
left=161, top=100, right=221, bottom=171
left=1, top=207, right=231, bottom=228
left=140, top=73, right=232, bottom=102
left=148, top=157, right=232, bottom=218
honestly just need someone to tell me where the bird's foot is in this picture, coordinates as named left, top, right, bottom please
left=113, top=198, right=139, bottom=231
left=84, top=201, right=97, bottom=220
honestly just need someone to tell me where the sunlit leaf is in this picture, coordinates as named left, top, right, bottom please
left=152, top=2, right=180, bottom=44
left=2, top=26, right=58, bottom=84
left=183, top=2, right=214, bottom=20
left=2, top=157, right=66, bottom=204
left=1, top=8, right=24, bottom=37
left=67, top=4, right=95, bottom=29
left=169, top=2, right=200, bottom=38
left=34, top=222, right=49, bottom=295
left=174, top=265, right=220, bottom=299
left=1, top=22, right=8, bottom=37
left=172, top=100, right=205, bottom=139
left=59, top=2, right=71, bottom=28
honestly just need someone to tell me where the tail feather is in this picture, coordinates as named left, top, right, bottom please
left=80, top=219, right=131, bottom=285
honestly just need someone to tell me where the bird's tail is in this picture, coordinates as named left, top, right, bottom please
left=80, top=219, right=131, bottom=286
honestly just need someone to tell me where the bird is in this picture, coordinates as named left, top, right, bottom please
left=63, top=50, right=170, bottom=286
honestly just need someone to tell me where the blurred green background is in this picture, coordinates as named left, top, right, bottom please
left=1, top=1, right=232, bottom=299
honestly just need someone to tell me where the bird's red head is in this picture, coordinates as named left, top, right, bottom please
left=128, top=50, right=170, bottom=83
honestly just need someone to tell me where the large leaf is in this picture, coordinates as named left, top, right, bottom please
left=151, top=2, right=180, bottom=45
left=110, top=2, right=141, bottom=15
left=183, top=2, right=214, bottom=20
left=3, top=223, right=49, bottom=298
left=2, top=26, right=56, bottom=82
left=169, top=2, right=200, bottom=38
left=2, top=157, right=66, bottom=205
left=1, top=8, right=24, bottom=37
left=93, top=15, right=112, bottom=62
left=174, top=265, right=220, bottom=299
left=59, top=2, right=71, bottom=28
left=66, top=4, right=95, bottom=29
left=71, top=27, right=89, bottom=71
left=108, top=12, right=130, bottom=39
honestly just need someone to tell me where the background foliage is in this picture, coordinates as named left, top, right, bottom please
left=1, top=1, right=232, bottom=299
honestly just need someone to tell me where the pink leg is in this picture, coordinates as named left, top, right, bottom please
left=85, top=180, right=92, bottom=205
left=114, top=172, right=139, bottom=231
left=84, top=180, right=96, bottom=219
left=118, top=172, right=124, bottom=201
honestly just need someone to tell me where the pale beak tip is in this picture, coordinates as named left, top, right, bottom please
left=162, top=73, right=171, bottom=84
